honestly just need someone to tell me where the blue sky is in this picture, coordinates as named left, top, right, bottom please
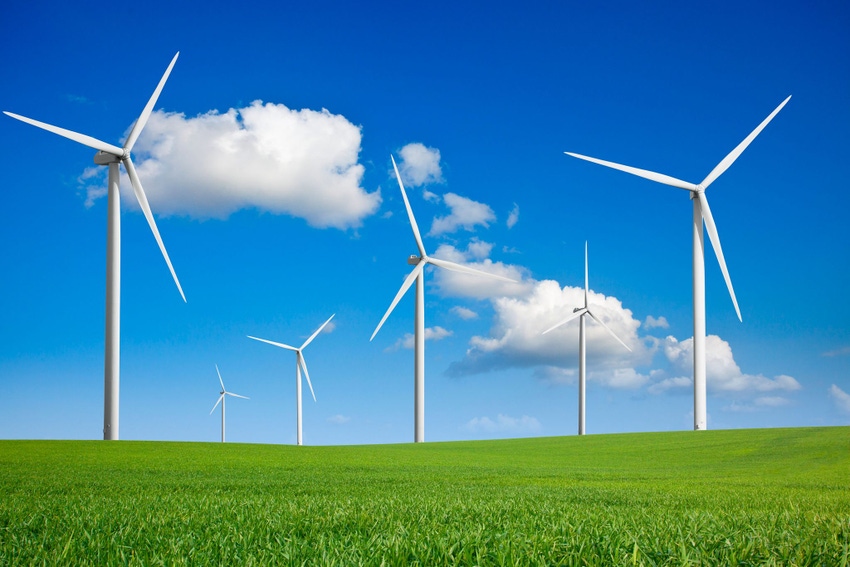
left=1, top=0, right=848, bottom=444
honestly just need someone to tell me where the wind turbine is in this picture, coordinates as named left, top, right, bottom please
left=371, top=155, right=516, bottom=443
left=4, top=52, right=186, bottom=440
left=542, top=242, right=631, bottom=435
left=248, top=314, right=335, bottom=446
left=210, top=364, right=249, bottom=443
left=565, top=96, right=790, bottom=430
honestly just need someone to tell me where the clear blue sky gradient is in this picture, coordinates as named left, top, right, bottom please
left=1, top=1, right=848, bottom=444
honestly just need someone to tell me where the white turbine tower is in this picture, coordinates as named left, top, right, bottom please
left=565, top=96, right=790, bottom=430
left=248, top=314, right=335, bottom=446
left=371, top=155, right=516, bottom=443
left=4, top=53, right=186, bottom=440
left=210, top=364, right=249, bottom=443
left=542, top=242, right=631, bottom=435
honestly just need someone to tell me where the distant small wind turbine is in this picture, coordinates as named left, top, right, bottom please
left=210, top=364, right=249, bottom=443
left=248, top=314, right=335, bottom=446
left=565, top=96, right=790, bottom=431
left=4, top=53, right=187, bottom=440
left=542, top=242, right=631, bottom=435
left=371, top=155, right=516, bottom=443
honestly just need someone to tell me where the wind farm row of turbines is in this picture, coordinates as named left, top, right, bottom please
left=4, top=52, right=790, bottom=444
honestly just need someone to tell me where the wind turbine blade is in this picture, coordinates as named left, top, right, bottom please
left=586, top=309, right=632, bottom=352
left=370, top=262, right=425, bottom=341
left=700, top=95, right=791, bottom=189
left=697, top=192, right=742, bottom=322
left=391, top=155, right=427, bottom=258
left=226, top=392, right=250, bottom=400
left=427, top=257, right=517, bottom=283
left=565, top=151, right=697, bottom=192
left=124, top=52, right=179, bottom=152
left=215, top=364, right=225, bottom=391
left=301, top=314, right=335, bottom=350
left=246, top=335, right=299, bottom=352
left=584, top=241, right=589, bottom=308
left=541, top=308, right=586, bottom=335
left=298, top=353, right=317, bottom=402
left=210, top=394, right=224, bottom=414
left=3, top=111, right=125, bottom=156
left=123, top=157, right=186, bottom=302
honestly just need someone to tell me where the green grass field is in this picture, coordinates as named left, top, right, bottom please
left=0, top=427, right=847, bottom=565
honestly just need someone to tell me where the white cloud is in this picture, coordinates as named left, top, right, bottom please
left=447, top=276, right=652, bottom=378
left=644, top=315, right=670, bottom=330
left=431, top=242, right=532, bottom=300
left=648, top=376, right=691, bottom=394
left=429, top=193, right=496, bottom=236
left=829, top=384, right=850, bottom=413
left=723, top=397, right=792, bottom=412
left=389, top=326, right=453, bottom=351
left=397, top=143, right=443, bottom=187
left=450, top=306, right=478, bottom=320
left=327, top=414, right=351, bottom=425
left=463, top=414, right=541, bottom=434
left=663, top=335, right=801, bottom=393
left=823, top=346, right=850, bottom=357
left=81, top=102, right=381, bottom=229
left=506, top=203, right=519, bottom=229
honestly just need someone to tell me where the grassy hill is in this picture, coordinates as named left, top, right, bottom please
left=1, top=427, right=847, bottom=565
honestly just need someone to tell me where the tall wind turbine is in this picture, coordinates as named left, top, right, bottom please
left=248, top=314, right=335, bottom=446
left=210, top=364, right=249, bottom=443
left=565, top=96, right=790, bottom=430
left=542, top=242, right=631, bottom=435
left=4, top=53, right=186, bottom=440
left=371, top=155, right=516, bottom=443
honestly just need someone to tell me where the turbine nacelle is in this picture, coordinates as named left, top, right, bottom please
left=94, top=151, right=122, bottom=165
left=408, top=254, right=422, bottom=266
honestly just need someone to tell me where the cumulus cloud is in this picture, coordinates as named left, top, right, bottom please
left=389, top=326, right=453, bottom=351
left=397, top=143, right=443, bottom=187
left=451, top=306, right=479, bottom=320
left=447, top=275, right=652, bottom=378
left=327, top=414, right=351, bottom=425
left=463, top=414, right=542, bottom=435
left=829, top=384, right=850, bottom=413
left=506, top=203, right=519, bottom=229
left=663, top=335, right=801, bottom=393
left=80, top=102, right=381, bottom=229
left=644, top=315, right=670, bottom=329
left=429, top=193, right=496, bottom=236
left=431, top=242, right=532, bottom=300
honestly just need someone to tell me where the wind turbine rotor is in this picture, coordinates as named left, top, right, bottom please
left=695, top=191, right=741, bottom=321
left=565, top=151, right=697, bottom=192
left=297, top=352, right=317, bottom=402
left=2, top=112, right=126, bottom=156
left=123, top=52, right=179, bottom=153
left=371, top=261, right=426, bottom=341
left=585, top=309, right=632, bottom=352
left=390, top=155, right=427, bottom=258
left=699, top=95, right=792, bottom=190
left=426, top=256, right=516, bottom=283
left=301, top=314, right=336, bottom=350
left=247, top=335, right=299, bottom=352
left=542, top=308, right=586, bottom=335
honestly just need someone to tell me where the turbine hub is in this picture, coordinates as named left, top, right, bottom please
left=407, top=255, right=422, bottom=265
left=93, top=151, right=121, bottom=165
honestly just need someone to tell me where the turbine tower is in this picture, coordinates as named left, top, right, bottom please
left=542, top=242, right=631, bottom=435
left=565, top=96, right=790, bottom=430
left=4, top=53, right=187, bottom=440
left=248, top=314, right=334, bottom=446
left=210, top=364, right=249, bottom=443
left=371, top=155, right=516, bottom=443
